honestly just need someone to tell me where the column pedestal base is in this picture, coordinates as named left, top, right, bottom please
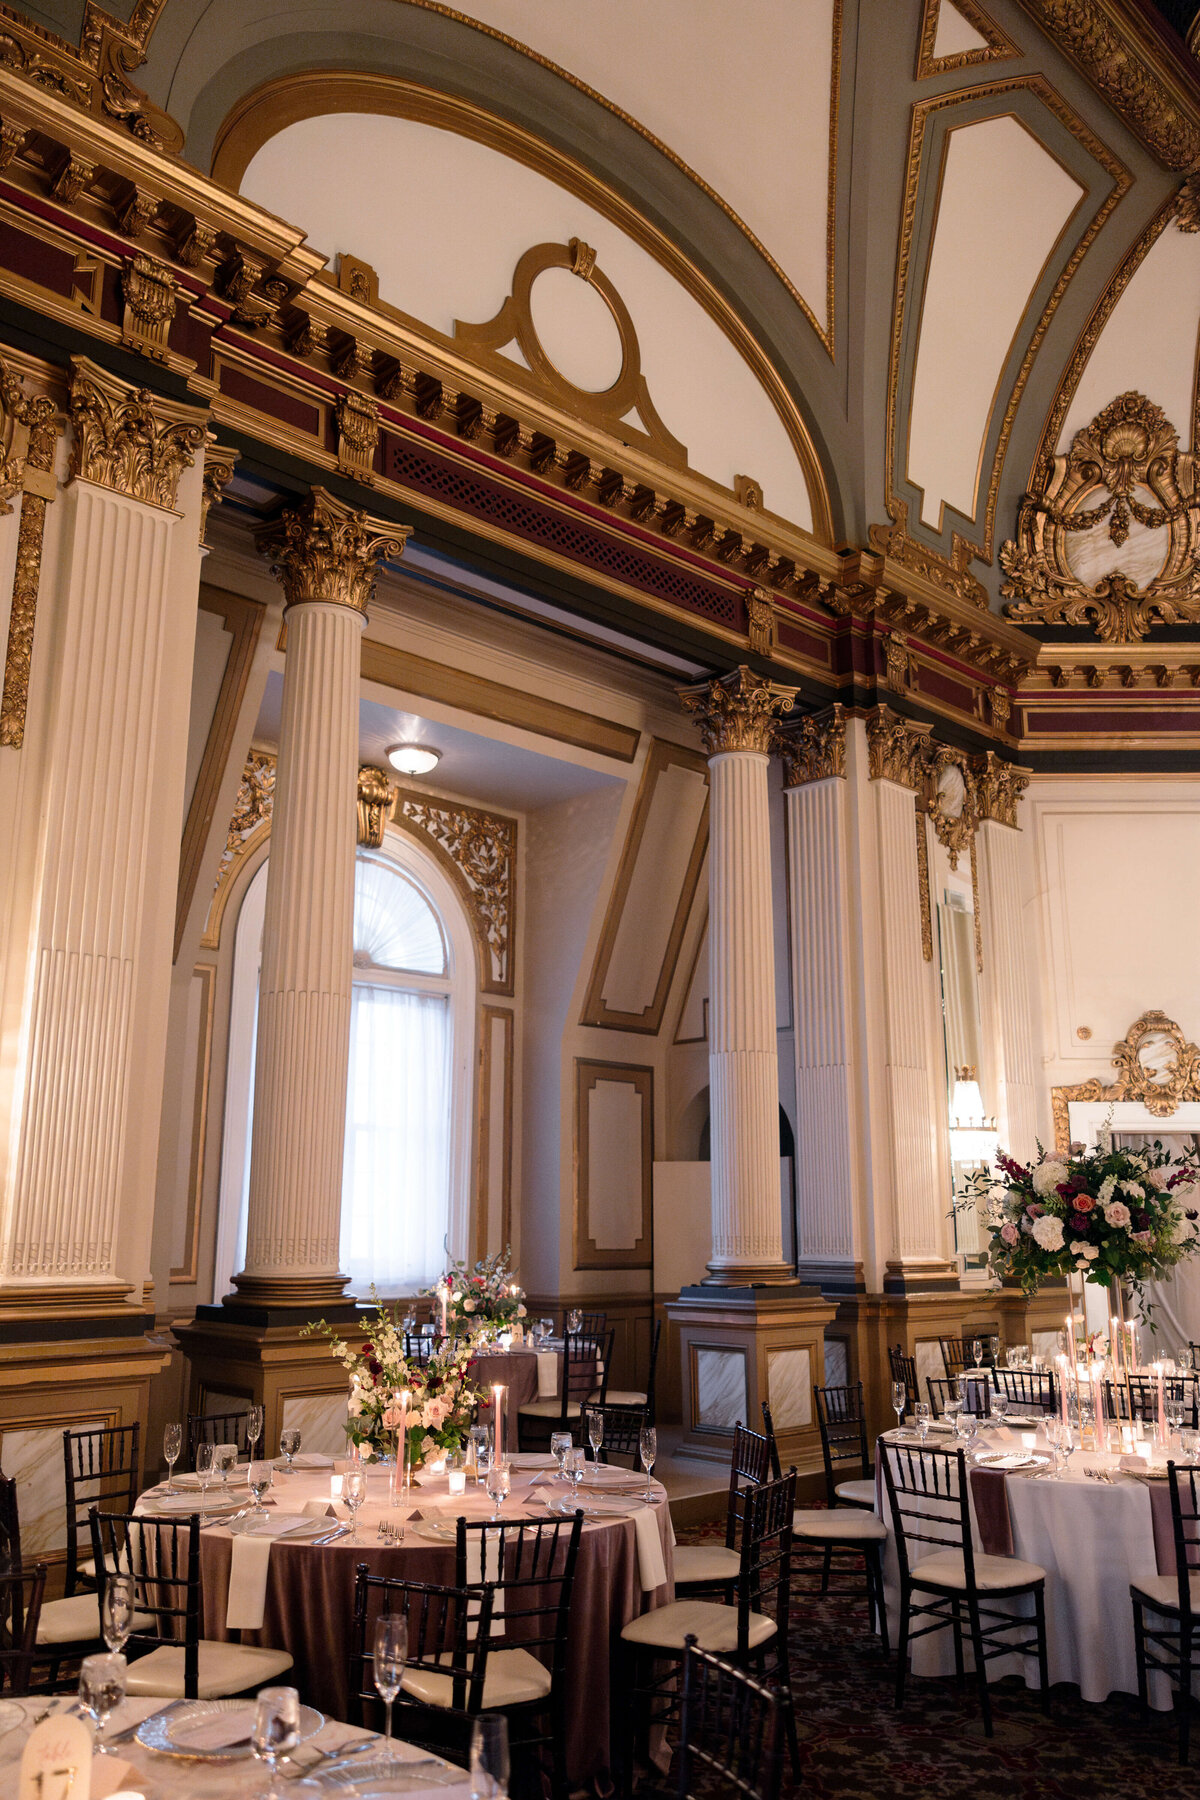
left=666, top=1284, right=837, bottom=1499
left=175, top=1308, right=361, bottom=1463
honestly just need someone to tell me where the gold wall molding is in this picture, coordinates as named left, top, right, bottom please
left=916, top=809, right=934, bottom=962
left=1001, top=391, right=1200, bottom=642
left=916, top=0, right=1021, bottom=77
left=119, top=251, right=177, bottom=362
left=355, top=764, right=396, bottom=849
left=68, top=355, right=208, bottom=510
left=201, top=747, right=275, bottom=952
left=253, top=486, right=410, bottom=614
left=869, top=498, right=987, bottom=611
left=0, top=0, right=181, bottom=154
left=0, top=358, right=59, bottom=749
left=745, top=586, right=777, bottom=657
left=973, top=749, right=1030, bottom=827
left=394, top=791, right=516, bottom=996
left=200, top=436, right=238, bottom=544
left=779, top=703, right=846, bottom=786
left=679, top=663, right=798, bottom=756
left=170, top=963, right=215, bottom=1286
left=1051, top=1009, right=1200, bottom=1151
left=335, top=390, right=380, bottom=486
left=475, top=1004, right=514, bottom=1263
left=574, top=1058, right=654, bottom=1271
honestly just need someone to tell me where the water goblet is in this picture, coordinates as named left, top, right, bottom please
left=215, top=1442, right=238, bottom=1492
left=563, top=1447, right=586, bottom=1508
left=943, top=1397, right=962, bottom=1436
left=248, top=1459, right=274, bottom=1514
left=373, top=1612, right=408, bottom=1761
left=80, top=1651, right=126, bottom=1753
left=279, top=1426, right=301, bottom=1471
left=1178, top=1346, right=1194, bottom=1374
left=550, top=1431, right=572, bottom=1478
left=586, top=1407, right=604, bottom=1462
left=342, top=1465, right=367, bottom=1541
left=891, top=1380, right=907, bottom=1434
left=471, top=1714, right=510, bottom=1798
left=992, top=1394, right=1010, bottom=1427
left=1180, top=1427, right=1200, bottom=1466
left=567, top=1309, right=582, bottom=1336
left=246, top=1404, right=264, bottom=1460
left=913, top=1401, right=931, bottom=1444
left=162, top=1421, right=181, bottom=1490
left=194, top=1440, right=215, bottom=1497
left=540, top=1317, right=554, bottom=1343
left=252, top=1685, right=301, bottom=1799
left=639, top=1425, right=657, bottom=1501
left=486, top=1459, right=511, bottom=1520
left=101, top=1574, right=135, bottom=1654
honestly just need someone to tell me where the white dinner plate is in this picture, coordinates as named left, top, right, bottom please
left=173, top=1469, right=249, bottom=1491
left=137, top=1698, right=324, bottom=1761
left=412, top=1521, right=458, bottom=1543
left=551, top=1495, right=641, bottom=1518
left=229, top=1512, right=329, bottom=1539
left=976, top=1452, right=1048, bottom=1472
left=139, top=1490, right=240, bottom=1515
left=312, top=1757, right=469, bottom=1792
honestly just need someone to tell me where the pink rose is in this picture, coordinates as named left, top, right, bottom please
left=1000, top=1222, right=1019, bottom=1246
left=1073, top=1194, right=1095, bottom=1213
left=1103, top=1200, right=1131, bottom=1229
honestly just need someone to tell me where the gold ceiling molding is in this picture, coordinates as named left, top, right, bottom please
left=68, top=355, right=208, bottom=510
left=779, top=704, right=847, bottom=786
left=1016, top=0, right=1200, bottom=171
left=201, top=747, right=276, bottom=951
left=1001, top=392, right=1200, bottom=642
left=209, top=70, right=834, bottom=537
left=393, top=790, right=516, bottom=996
left=679, top=663, right=799, bottom=756
left=1051, top=1010, right=1200, bottom=1152
left=254, top=487, right=411, bottom=615
left=454, top=239, right=687, bottom=469
left=355, top=764, right=396, bottom=849
left=119, top=251, right=177, bottom=362
left=881, top=76, right=1131, bottom=592
left=915, top=0, right=1022, bottom=78
left=0, top=357, right=59, bottom=750
left=0, top=1, right=181, bottom=154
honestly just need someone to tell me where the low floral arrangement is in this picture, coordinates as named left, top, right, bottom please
left=432, top=1249, right=528, bottom=1334
left=960, top=1137, right=1200, bottom=1301
left=304, top=1292, right=484, bottom=1465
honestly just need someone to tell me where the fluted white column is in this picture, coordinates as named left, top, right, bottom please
left=975, top=760, right=1035, bottom=1158
left=681, top=666, right=796, bottom=1283
left=232, top=490, right=408, bottom=1306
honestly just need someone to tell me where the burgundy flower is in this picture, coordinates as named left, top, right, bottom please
left=1056, top=1182, right=1074, bottom=1199
left=1133, top=1212, right=1150, bottom=1233
left=1069, top=1213, right=1089, bottom=1234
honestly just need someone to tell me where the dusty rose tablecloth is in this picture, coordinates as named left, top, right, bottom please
left=469, top=1347, right=543, bottom=1440
left=188, top=1461, right=672, bottom=1787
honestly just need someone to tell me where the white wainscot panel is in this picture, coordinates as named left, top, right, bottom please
left=695, top=1348, right=747, bottom=1431
left=767, top=1348, right=811, bottom=1431
left=588, top=1080, right=645, bottom=1251
left=281, top=1394, right=351, bottom=1461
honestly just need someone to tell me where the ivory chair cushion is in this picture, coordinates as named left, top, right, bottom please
left=912, top=1551, right=1045, bottom=1592
left=621, top=1599, right=775, bottom=1655
left=125, top=1641, right=294, bottom=1699
left=36, top=1594, right=155, bottom=1646
left=1132, top=1573, right=1200, bottom=1615
left=791, top=1509, right=887, bottom=1543
left=590, top=1389, right=647, bottom=1407
left=402, top=1648, right=551, bottom=1710
left=672, top=1544, right=741, bottom=1586
left=835, top=1479, right=877, bottom=1508
left=517, top=1400, right=582, bottom=1420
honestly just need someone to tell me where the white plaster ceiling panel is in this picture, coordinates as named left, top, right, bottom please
left=601, top=762, right=708, bottom=1016
left=907, top=114, right=1084, bottom=529
left=933, top=1, right=991, bottom=59
left=430, top=0, right=838, bottom=332
left=1059, top=226, right=1200, bottom=450
left=241, top=114, right=815, bottom=527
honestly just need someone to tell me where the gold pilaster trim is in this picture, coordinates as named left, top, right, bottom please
left=200, top=436, right=238, bottom=544
left=970, top=833, right=983, bottom=974
left=916, top=810, right=933, bottom=962
left=865, top=705, right=934, bottom=787
left=973, top=750, right=1030, bottom=827
left=119, top=251, right=177, bottom=362
left=679, top=663, right=798, bottom=755
left=356, top=764, right=396, bottom=848
left=254, top=486, right=410, bottom=614
left=68, top=355, right=207, bottom=510
left=916, top=0, right=1021, bottom=77
left=394, top=791, right=516, bottom=995
left=201, top=748, right=276, bottom=951
left=0, top=361, right=60, bottom=749
left=779, top=704, right=846, bottom=786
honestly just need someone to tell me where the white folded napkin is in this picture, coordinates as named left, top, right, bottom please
left=632, top=1507, right=667, bottom=1591
left=536, top=1353, right=558, bottom=1399
left=224, top=1518, right=313, bottom=1631
left=301, top=1498, right=337, bottom=1519
left=464, top=1527, right=505, bottom=1638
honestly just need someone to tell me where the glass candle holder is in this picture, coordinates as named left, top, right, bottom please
left=447, top=1452, right=466, bottom=1497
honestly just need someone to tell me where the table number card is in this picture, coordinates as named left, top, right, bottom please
left=18, top=1715, right=92, bottom=1800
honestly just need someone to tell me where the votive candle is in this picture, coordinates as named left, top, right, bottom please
left=447, top=1466, right=466, bottom=1496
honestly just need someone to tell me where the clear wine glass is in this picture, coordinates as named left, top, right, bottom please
left=252, top=1686, right=301, bottom=1798
left=567, top=1309, right=582, bottom=1336
left=248, top=1460, right=273, bottom=1514
left=913, top=1401, right=931, bottom=1444
left=471, top=1714, right=510, bottom=1798
left=101, top=1574, right=135, bottom=1654
left=972, top=1338, right=984, bottom=1369
left=891, top=1380, right=907, bottom=1434
left=540, top=1317, right=554, bottom=1343
left=162, top=1422, right=181, bottom=1490
left=563, top=1447, right=586, bottom=1508
left=80, top=1651, right=126, bottom=1753
left=639, top=1425, right=657, bottom=1502
left=956, top=1411, right=979, bottom=1461
left=943, top=1397, right=962, bottom=1436
left=342, top=1466, right=366, bottom=1541
left=1044, top=1415, right=1064, bottom=1478
left=550, top=1431, right=572, bottom=1478
left=194, top=1440, right=215, bottom=1497
left=1167, top=1393, right=1186, bottom=1447
left=279, top=1427, right=300, bottom=1472
left=992, top=1394, right=1010, bottom=1427
left=586, top=1408, right=604, bottom=1462
left=469, top=1424, right=491, bottom=1485
left=215, top=1443, right=238, bottom=1492
left=246, top=1404, right=264, bottom=1460
left=373, top=1612, right=408, bottom=1762
left=486, top=1459, right=511, bottom=1520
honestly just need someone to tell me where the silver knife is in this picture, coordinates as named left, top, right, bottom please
left=311, top=1523, right=350, bottom=1546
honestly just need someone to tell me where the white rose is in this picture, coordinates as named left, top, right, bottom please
left=1172, top=1213, right=1196, bottom=1245
left=463, top=1298, right=475, bottom=1313
left=517, top=1305, right=527, bottom=1318
left=1031, top=1214, right=1065, bottom=1251
left=451, top=1290, right=463, bottom=1304
left=1032, top=1160, right=1068, bottom=1197
left=1069, top=1240, right=1099, bottom=1262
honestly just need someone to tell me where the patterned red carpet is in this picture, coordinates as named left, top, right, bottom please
left=673, top=1521, right=1200, bottom=1800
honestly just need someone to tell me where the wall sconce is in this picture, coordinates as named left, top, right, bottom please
left=948, top=1066, right=998, bottom=1166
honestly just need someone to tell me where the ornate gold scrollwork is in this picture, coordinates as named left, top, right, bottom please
left=200, top=437, right=238, bottom=544
left=68, top=357, right=207, bottom=510
left=202, top=748, right=276, bottom=948
left=396, top=793, right=516, bottom=994
left=335, top=391, right=380, bottom=486
left=1051, top=1010, right=1200, bottom=1151
left=678, top=663, right=798, bottom=756
left=119, top=252, right=177, bottom=361
left=778, top=704, right=846, bottom=787
left=865, top=705, right=933, bottom=788
left=745, top=587, right=777, bottom=657
left=254, top=487, right=410, bottom=614
left=1001, top=392, right=1200, bottom=642
left=356, top=765, right=396, bottom=849
left=0, top=359, right=60, bottom=749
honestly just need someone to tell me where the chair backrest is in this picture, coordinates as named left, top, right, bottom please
left=1169, top=1460, right=1200, bottom=1621
left=734, top=1470, right=795, bottom=1660
left=1119, top=1377, right=1161, bottom=1426
left=350, top=1566, right=486, bottom=1718
left=453, top=1512, right=582, bottom=1691
left=961, top=1330, right=999, bottom=1367
left=0, top=1474, right=22, bottom=1575
left=185, top=1409, right=250, bottom=1466
left=0, top=1562, right=46, bottom=1696
left=959, top=1373, right=991, bottom=1418
left=563, top=1329, right=613, bottom=1414
left=739, top=1417, right=777, bottom=1487
left=404, top=1332, right=435, bottom=1366
left=813, top=1383, right=870, bottom=1506
left=585, top=1401, right=648, bottom=1467
left=880, top=1443, right=973, bottom=1590
left=90, top=1507, right=201, bottom=1698
left=938, top=1337, right=966, bottom=1375
left=677, top=1636, right=786, bottom=1800
left=993, top=1368, right=1056, bottom=1413
left=565, top=1309, right=607, bottom=1341
left=63, top=1423, right=141, bottom=1596
left=926, top=1376, right=956, bottom=1420
left=888, top=1345, right=918, bottom=1408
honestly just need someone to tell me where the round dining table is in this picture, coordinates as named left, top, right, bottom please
left=136, top=1451, right=674, bottom=1787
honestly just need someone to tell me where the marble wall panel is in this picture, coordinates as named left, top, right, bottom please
left=914, top=1338, right=947, bottom=1405
left=1, top=1418, right=106, bottom=1558
left=695, top=1348, right=747, bottom=1432
left=280, top=1393, right=350, bottom=1459
left=767, top=1347, right=811, bottom=1431
left=823, top=1338, right=849, bottom=1391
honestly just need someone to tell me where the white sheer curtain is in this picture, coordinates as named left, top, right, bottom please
left=340, top=982, right=452, bottom=1291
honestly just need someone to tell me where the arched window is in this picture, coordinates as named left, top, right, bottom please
left=215, top=835, right=475, bottom=1299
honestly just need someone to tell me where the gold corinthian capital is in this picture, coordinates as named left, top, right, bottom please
left=254, top=487, right=411, bottom=615
left=678, top=664, right=799, bottom=756
left=69, top=356, right=209, bottom=512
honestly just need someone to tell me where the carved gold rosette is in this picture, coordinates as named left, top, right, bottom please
left=778, top=704, right=846, bottom=786
left=679, top=664, right=798, bottom=756
left=1052, top=1011, right=1200, bottom=1151
left=68, top=357, right=208, bottom=510
left=254, top=487, right=410, bottom=614
left=356, top=764, right=396, bottom=848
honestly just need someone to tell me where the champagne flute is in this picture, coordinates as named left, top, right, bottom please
left=567, top=1309, right=582, bottom=1337
left=485, top=1459, right=511, bottom=1520
left=248, top=1460, right=273, bottom=1514
left=891, top=1380, right=907, bottom=1434
left=279, top=1427, right=301, bottom=1472
left=80, top=1652, right=126, bottom=1753
left=252, top=1686, right=301, bottom=1798
left=564, top=1447, right=586, bottom=1508
left=972, top=1338, right=984, bottom=1369
left=586, top=1408, right=604, bottom=1463
left=101, top=1574, right=135, bottom=1654
left=639, top=1425, right=657, bottom=1502
left=471, top=1715, right=510, bottom=1798
left=195, top=1440, right=215, bottom=1498
left=342, top=1465, right=366, bottom=1541
left=914, top=1401, right=931, bottom=1444
left=246, top=1404, right=264, bottom=1460
left=162, top=1422, right=181, bottom=1490
left=373, top=1612, right=408, bottom=1761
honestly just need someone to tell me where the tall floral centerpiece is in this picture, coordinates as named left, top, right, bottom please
left=432, top=1250, right=528, bottom=1342
left=304, top=1293, right=484, bottom=1468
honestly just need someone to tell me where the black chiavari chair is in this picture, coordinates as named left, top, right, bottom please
left=185, top=1410, right=251, bottom=1466
left=349, top=1567, right=481, bottom=1763
left=993, top=1368, right=1057, bottom=1414
left=595, top=1317, right=662, bottom=1420
left=889, top=1345, right=919, bottom=1410
left=0, top=1562, right=46, bottom=1697
left=881, top=1441, right=1048, bottom=1736
left=404, top=1332, right=436, bottom=1365
left=676, top=1635, right=789, bottom=1800
left=938, top=1337, right=967, bottom=1376
left=1, top=1474, right=102, bottom=1674
left=961, top=1331, right=999, bottom=1369
left=517, top=1329, right=612, bottom=1448
left=63, top=1423, right=141, bottom=1596
left=583, top=1401, right=648, bottom=1467
left=1131, top=1460, right=1200, bottom=1764
left=813, top=1381, right=875, bottom=1509
left=675, top=1420, right=775, bottom=1598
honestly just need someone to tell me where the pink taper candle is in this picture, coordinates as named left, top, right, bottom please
left=1156, top=1362, right=1167, bottom=1445
left=441, top=1281, right=448, bottom=1338
left=1058, top=1356, right=1069, bottom=1434
left=493, top=1385, right=504, bottom=1464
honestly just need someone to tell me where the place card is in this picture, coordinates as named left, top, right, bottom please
left=18, top=1715, right=93, bottom=1800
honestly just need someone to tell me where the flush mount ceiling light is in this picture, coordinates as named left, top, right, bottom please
left=386, top=743, right=441, bottom=777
